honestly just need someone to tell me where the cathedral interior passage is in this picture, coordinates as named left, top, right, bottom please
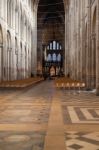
left=0, top=0, right=99, bottom=150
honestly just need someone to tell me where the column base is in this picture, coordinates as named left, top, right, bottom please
left=86, top=87, right=93, bottom=91
left=96, top=89, right=99, bottom=96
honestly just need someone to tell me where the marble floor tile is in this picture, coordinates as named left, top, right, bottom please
left=0, top=131, right=45, bottom=150
left=65, top=131, right=99, bottom=150
left=0, top=81, right=98, bottom=150
left=62, top=106, right=99, bottom=124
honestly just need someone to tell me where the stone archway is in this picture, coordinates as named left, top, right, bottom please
left=0, top=25, right=3, bottom=81
left=50, top=66, right=56, bottom=77
left=37, top=0, right=65, bottom=75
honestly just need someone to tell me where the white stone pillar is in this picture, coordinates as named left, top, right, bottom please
left=31, top=9, right=37, bottom=76
left=91, top=33, right=96, bottom=88
left=65, top=5, right=68, bottom=76
left=86, top=0, right=91, bottom=89
left=96, top=0, right=99, bottom=95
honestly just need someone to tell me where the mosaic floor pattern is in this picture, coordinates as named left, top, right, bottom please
left=65, top=131, right=99, bottom=150
left=0, top=81, right=99, bottom=150
left=0, top=81, right=54, bottom=149
left=62, top=106, right=99, bottom=124
left=0, top=131, right=45, bottom=150
left=61, top=91, right=99, bottom=103
left=0, top=105, right=50, bottom=124
left=0, top=81, right=53, bottom=124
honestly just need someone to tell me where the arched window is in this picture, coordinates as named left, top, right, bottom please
left=47, top=54, right=52, bottom=61
left=57, top=42, right=59, bottom=50
left=52, top=53, right=57, bottom=62
left=47, top=41, right=62, bottom=50
left=47, top=45, right=49, bottom=50
left=57, top=54, right=61, bottom=62
left=53, top=41, right=56, bottom=50
left=50, top=42, right=52, bottom=50
left=60, top=45, right=62, bottom=50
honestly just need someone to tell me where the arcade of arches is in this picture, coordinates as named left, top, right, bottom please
left=0, top=0, right=99, bottom=94
left=0, top=0, right=99, bottom=150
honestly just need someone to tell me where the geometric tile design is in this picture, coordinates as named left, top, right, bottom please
left=0, top=105, right=51, bottom=124
left=62, top=106, right=99, bottom=124
left=0, top=131, right=45, bottom=150
left=65, top=132, right=99, bottom=150
left=0, top=82, right=54, bottom=125
left=61, top=92, right=99, bottom=106
left=0, top=81, right=99, bottom=150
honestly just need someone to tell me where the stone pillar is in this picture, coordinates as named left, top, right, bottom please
left=31, top=9, right=37, bottom=76
left=0, top=44, right=3, bottom=81
left=91, top=33, right=96, bottom=88
left=86, top=0, right=92, bottom=90
left=96, top=0, right=99, bottom=95
left=81, top=0, right=85, bottom=82
left=37, top=26, right=43, bottom=75
left=76, top=0, right=80, bottom=80
left=65, top=2, right=70, bottom=76
left=65, top=5, right=69, bottom=76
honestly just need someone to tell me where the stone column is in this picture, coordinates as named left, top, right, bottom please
left=86, top=0, right=92, bottom=90
left=31, top=9, right=37, bottom=76
left=37, top=26, right=43, bottom=75
left=65, top=2, right=70, bottom=76
left=76, top=0, right=80, bottom=80
left=91, top=33, right=96, bottom=88
left=81, top=0, right=85, bottom=82
left=65, top=5, right=69, bottom=76
left=20, top=52, right=23, bottom=79
left=96, top=0, right=99, bottom=95
left=0, top=43, right=3, bottom=81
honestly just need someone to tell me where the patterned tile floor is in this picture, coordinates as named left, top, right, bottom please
left=62, top=106, right=99, bottom=124
left=0, top=81, right=53, bottom=150
left=61, top=91, right=99, bottom=124
left=60, top=90, right=99, bottom=149
left=65, top=132, right=99, bottom=150
left=0, top=81, right=99, bottom=150
left=0, top=131, right=45, bottom=150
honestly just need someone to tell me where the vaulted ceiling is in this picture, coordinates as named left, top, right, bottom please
left=38, top=0, right=64, bottom=24
left=37, top=0, right=65, bottom=44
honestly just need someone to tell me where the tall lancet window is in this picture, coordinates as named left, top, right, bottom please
left=52, top=53, right=57, bottom=62
left=53, top=41, right=56, bottom=50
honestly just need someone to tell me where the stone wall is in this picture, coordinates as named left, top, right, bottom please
left=65, top=0, right=99, bottom=94
left=0, top=0, right=37, bottom=81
